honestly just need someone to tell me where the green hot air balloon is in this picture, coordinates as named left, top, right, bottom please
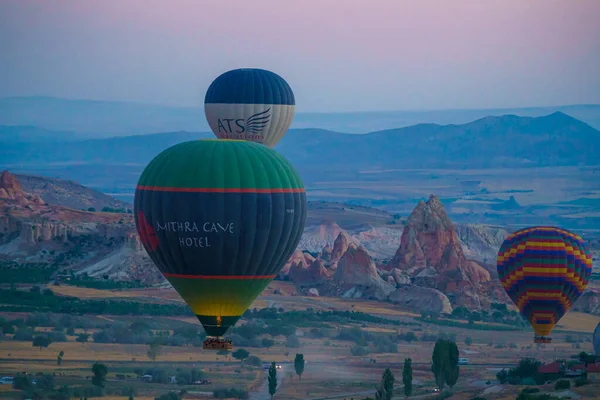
left=134, top=139, right=307, bottom=349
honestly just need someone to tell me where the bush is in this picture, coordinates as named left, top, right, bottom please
left=554, top=379, right=570, bottom=390
left=338, top=326, right=369, bottom=345
left=350, top=345, right=369, bottom=356
left=213, top=387, right=248, bottom=399
left=574, top=376, right=589, bottom=387
left=374, top=336, right=397, bottom=353
left=13, top=328, right=35, bottom=341
left=285, top=335, right=301, bottom=348
left=155, top=392, right=180, bottom=400
left=496, top=369, right=509, bottom=384
left=245, top=355, right=262, bottom=367
left=400, top=331, right=418, bottom=342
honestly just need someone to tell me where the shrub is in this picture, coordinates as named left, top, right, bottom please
left=245, top=356, right=262, bottom=367
left=350, top=345, right=369, bottom=356
left=574, top=376, right=589, bottom=387
left=554, top=379, right=570, bottom=390
left=155, top=392, right=180, bottom=400
left=213, top=387, right=248, bottom=399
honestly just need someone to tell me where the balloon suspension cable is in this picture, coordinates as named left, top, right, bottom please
left=534, top=335, right=552, bottom=344
left=203, top=336, right=233, bottom=350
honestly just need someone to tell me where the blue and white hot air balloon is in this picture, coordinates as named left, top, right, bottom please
left=204, top=68, right=295, bottom=148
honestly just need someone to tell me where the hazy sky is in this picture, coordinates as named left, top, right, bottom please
left=1, top=0, right=599, bottom=112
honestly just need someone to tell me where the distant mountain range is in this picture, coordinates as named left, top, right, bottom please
left=2, top=112, right=599, bottom=177
left=1, top=96, right=600, bottom=136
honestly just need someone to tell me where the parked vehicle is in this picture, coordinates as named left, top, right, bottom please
left=0, top=377, right=14, bottom=385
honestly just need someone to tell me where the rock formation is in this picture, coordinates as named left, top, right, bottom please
left=289, top=258, right=331, bottom=285
left=0, top=170, right=45, bottom=205
left=455, top=223, right=509, bottom=271
left=389, top=286, right=453, bottom=315
left=280, top=250, right=315, bottom=277
left=333, top=242, right=395, bottom=299
left=388, top=195, right=491, bottom=308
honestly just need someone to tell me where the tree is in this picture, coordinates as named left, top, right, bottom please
left=445, top=341, right=460, bottom=388
left=57, top=350, right=64, bottom=365
left=1, top=322, right=14, bottom=334
left=294, top=354, right=305, bottom=380
left=432, top=339, right=448, bottom=390
left=403, top=331, right=417, bottom=343
left=403, top=358, right=413, bottom=397
left=381, top=368, right=395, bottom=400
left=92, top=362, right=108, bottom=393
left=268, top=362, right=277, bottom=399
left=32, top=335, right=52, bottom=350
left=147, top=342, right=162, bottom=361
left=465, top=336, right=473, bottom=346
left=232, top=348, right=249, bottom=363
left=246, top=355, right=263, bottom=367
left=262, top=338, right=275, bottom=348
left=375, top=384, right=386, bottom=400
left=431, top=338, right=460, bottom=390
left=496, top=369, right=509, bottom=384
left=286, top=334, right=301, bottom=348
left=76, top=333, right=89, bottom=344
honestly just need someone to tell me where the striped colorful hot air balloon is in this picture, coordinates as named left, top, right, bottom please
left=134, top=139, right=307, bottom=349
left=204, top=68, right=295, bottom=148
left=497, top=226, right=593, bottom=343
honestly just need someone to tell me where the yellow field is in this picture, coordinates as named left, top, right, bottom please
left=556, top=311, right=600, bottom=333
left=0, top=339, right=350, bottom=364
left=51, top=286, right=141, bottom=299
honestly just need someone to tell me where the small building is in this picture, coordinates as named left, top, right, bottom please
left=537, top=362, right=562, bottom=382
left=538, top=363, right=561, bottom=375
left=586, top=364, right=600, bottom=382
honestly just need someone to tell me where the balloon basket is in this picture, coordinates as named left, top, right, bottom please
left=534, top=336, right=552, bottom=344
left=203, top=337, right=232, bottom=350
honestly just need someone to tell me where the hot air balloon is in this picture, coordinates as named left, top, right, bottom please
left=134, top=139, right=307, bottom=349
left=497, top=226, right=592, bottom=343
left=204, top=68, right=295, bottom=148
left=594, top=322, right=600, bottom=355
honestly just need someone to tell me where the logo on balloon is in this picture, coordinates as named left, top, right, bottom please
left=137, top=211, right=159, bottom=252
left=217, top=108, right=271, bottom=137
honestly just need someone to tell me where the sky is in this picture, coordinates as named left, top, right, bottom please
left=1, top=0, right=599, bottom=112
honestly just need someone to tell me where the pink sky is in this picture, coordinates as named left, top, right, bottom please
left=1, top=0, right=599, bottom=111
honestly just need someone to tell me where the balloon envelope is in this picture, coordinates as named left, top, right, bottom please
left=204, top=68, right=295, bottom=147
left=497, top=226, right=592, bottom=339
left=134, top=139, right=307, bottom=336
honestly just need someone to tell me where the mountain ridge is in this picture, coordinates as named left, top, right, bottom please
left=2, top=95, right=600, bottom=135
left=2, top=112, right=598, bottom=171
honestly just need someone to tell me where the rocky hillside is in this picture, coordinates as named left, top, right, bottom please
left=2, top=170, right=597, bottom=314
left=15, top=173, right=131, bottom=212
left=0, top=170, right=161, bottom=285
